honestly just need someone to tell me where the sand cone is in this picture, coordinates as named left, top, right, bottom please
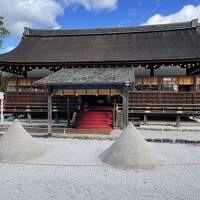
left=0, top=119, right=46, bottom=162
left=100, top=122, right=166, bottom=169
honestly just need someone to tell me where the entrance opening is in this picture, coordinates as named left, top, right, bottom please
left=84, top=95, right=113, bottom=107
left=81, top=95, right=122, bottom=111
left=78, top=95, right=122, bottom=131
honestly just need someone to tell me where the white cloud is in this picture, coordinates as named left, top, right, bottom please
left=0, top=46, right=15, bottom=53
left=0, top=0, right=64, bottom=37
left=0, top=0, right=118, bottom=38
left=5, top=46, right=15, bottom=52
left=144, top=4, right=200, bottom=25
left=64, top=0, right=118, bottom=11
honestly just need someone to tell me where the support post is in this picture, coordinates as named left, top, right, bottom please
left=1, top=99, right=3, bottom=123
left=176, top=115, right=181, bottom=127
left=0, top=92, right=5, bottom=123
left=48, top=92, right=52, bottom=136
left=122, top=89, right=128, bottom=128
left=144, top=115, right=147, bottom=125
left=27, top=112, right=31, bottom=123
left=193, top=75, right=197, bottom=104
left=67, top=96, right=70, bottom=128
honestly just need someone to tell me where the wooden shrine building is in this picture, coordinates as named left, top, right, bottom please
left=0, top=19, right=200, bottom=131
left=36, top=68, right=134, bottom=134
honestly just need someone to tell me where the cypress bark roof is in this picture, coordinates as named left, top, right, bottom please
left=36, top=67, right=135, bottom=85
left=0, top=19, right=200, bottom=65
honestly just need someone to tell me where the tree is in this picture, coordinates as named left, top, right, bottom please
left=0, top=17, right=9, bottom=92
left=0, top=17, right=9, bottom=48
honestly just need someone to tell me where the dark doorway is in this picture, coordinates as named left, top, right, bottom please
left=85, top=95, right=113, bottom=107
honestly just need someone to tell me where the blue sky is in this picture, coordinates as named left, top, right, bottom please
left=0, top=0, right=200, bottom=53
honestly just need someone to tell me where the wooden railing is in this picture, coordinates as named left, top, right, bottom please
left=127, top=91, right=200, bottom=115
left=4, top=91, right=200, bottom=116
left=128, top=91, right=200, bottom=105
left=4, top=92, right=80, bottom=113
left=128, top=104, right=200, bottom=115
left=114, top=102, right=200, bottom=128
left=113, top=92, right=200, bottom=128
left=4, top=103, right=81, bottom=113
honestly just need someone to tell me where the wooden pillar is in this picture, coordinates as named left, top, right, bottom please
left=67, top=96, right=70, bottom=128
left=16, top=76, right=19, bottom=105
left=176, top=115, right=181, bottom=127
left=193, top=75, right=197, bottom=104
left=158, top=77, right=162, bottom=104
left=27, top=112, right=31, bottom=123
left=16, top=75, right=19, bottom=92
left=48, top=92, right=52, bottom=136
left=144, top=115, right=147, bottom=125
left=122, top=89, right=128, bottom=127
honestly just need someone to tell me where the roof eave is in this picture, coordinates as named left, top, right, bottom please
left=36, top=82, right=133, bottom=86
left=0, top=58, right=200, bottom=66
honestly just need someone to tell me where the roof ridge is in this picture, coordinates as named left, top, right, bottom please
left=24, top=19, right=199, bottom=37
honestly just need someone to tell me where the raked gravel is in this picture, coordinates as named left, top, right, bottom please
left=0, top=138, right=200, bottom=199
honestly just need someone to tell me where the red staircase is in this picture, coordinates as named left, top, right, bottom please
left=79, top=107, right=113, bottom=131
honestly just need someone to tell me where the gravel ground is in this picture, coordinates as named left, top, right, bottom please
left=141, top=129, right=200, bottom=140
left=0, top=138, right=200, bottom=200
left=112, top=129, right=200, bottom=141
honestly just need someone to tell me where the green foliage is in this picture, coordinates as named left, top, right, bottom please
left=0, top=17, right=9, bottom=48
left=0, top=84, right=5, bottom=93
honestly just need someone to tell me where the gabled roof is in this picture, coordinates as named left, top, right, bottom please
left=0, top=19, right=200, bottom=65
left=36, top=67, right=135, bottom=86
